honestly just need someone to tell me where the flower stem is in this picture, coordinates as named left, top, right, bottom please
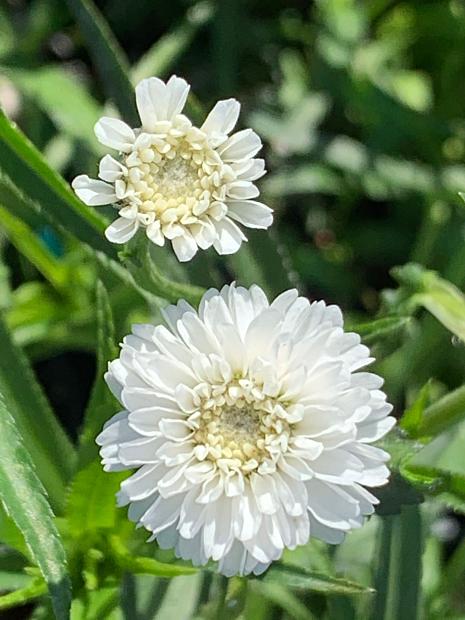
left=119, top=236, right=205, bottom=306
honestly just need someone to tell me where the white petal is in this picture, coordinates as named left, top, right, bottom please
left=105, top=217, right=139, bottom=244
left=135, top=75, right=190, bottom=129
left=172, top=232, right=198, bottom=262
left=94, top=117, right=135, bottom=152
left=226, top=181, right=260, bottom=200
left=212, top=217, right=247, bottom=255
left=72, top=175, right=116, bottom=206
left=201, top=98, right=240, bottom=146
left=98, top=154, right=125, bottom=182
left=218, top=129, right=262, bottom=162
left=227, top=200, right=273, bottom=229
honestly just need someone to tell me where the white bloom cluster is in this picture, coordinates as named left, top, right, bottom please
left=72, top=76, right=272, bottom=261
left=97, top=285, right=395, bottom=576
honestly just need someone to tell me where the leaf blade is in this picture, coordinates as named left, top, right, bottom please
left=0, top=395, right=71, bottom=619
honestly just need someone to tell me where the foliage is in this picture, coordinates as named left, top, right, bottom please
left=0, top=0, right=465, bottom=618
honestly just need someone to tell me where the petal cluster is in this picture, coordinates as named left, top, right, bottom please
left=97, top=285, right=395, bottom=576
left=72, top=76, right=272, bottom=261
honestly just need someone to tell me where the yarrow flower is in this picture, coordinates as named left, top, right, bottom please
left=97, top=285, right=395, bottom=576
left=72, top=75, right=272, bottom=261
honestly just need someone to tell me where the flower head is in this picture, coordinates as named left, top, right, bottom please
left=97, top=285, right=395, bottom=576
left=72, top=76, right=272, bottom=261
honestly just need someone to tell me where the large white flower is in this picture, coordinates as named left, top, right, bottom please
left=97, top=285, right=395, bottom=576
left=72, top=75, right=272, bottom=261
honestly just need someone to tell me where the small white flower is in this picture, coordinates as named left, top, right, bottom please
left=97, top=285, right=395, bottom=576
left=72, top=75, right=272, bottom=261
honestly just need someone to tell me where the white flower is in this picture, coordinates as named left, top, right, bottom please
left=97, top=285, right=395, bottom=576
left=72, top=75, right=272, bottom=261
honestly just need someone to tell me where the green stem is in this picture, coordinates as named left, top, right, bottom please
left=120, top=237, right=205, bottom=306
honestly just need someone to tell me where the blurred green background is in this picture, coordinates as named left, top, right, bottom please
left=1, top=0, right=465, bottom=618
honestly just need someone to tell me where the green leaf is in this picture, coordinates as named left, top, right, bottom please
left=392, top=263, right=465, bottom=342
left=0, top=205, right=68, bottom=292
left=131, top=3, right=214, bottom=83
left=250, top=581, right=316, bottom=620
left=77, top=280, right=118, bottom=468
left=408, top=383, right=465, bottom=439
left=0, top=313, right=74, bottom=511
left=65, top=0, right=138, bottom=125
left=0, top=580, right=48, bottom=611
left=260, top=564, right=374, bottom=595
left=0, top=108, right=112, bottom=255
left=0, top=394, right=71, bottom=620
left=347, top=316, right=411, bottom=346
left=6, top=66, right=101, bottom=150
left=66, top=461, right=125, bottom=537
left=400, top=381, right=432, bottom=436
left=374, top=473, right=423, bottom=516
left=110, top=536, right=198, bottom=578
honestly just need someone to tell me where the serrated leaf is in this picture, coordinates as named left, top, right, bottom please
left=260, top=564, right=374, bottom=595
left=0, top=394, right=71, bottom=620
left=0, top=313, right=74, bottom=512
left=0, top=108, right=112, bottom=255
left=347, top=316, right=411, bottom=346
left=66, top=461, right=125, bottom=536
left=64, top=0, right=138, bottom=125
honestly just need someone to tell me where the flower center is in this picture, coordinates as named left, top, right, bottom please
left=190, top=379, right=293, bottom=474
left=118, top=116, right=236, bottom=229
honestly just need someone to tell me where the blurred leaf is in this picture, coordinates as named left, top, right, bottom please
left=131, top=2, right=214, bottom=83
left=0, top=313, right=74, bottom=511
left=77, top=280, right=118, bottom=467
left=0, top=580, right=47, bottom=611
left=0, top=394, right=71, bottom=620
left=260, top=564, right=374, bottom=595
left=0, top=205, right=68, bottom=292
left=374, top=473, right=423, bottom=516
left=66, top=461, right=125, bottom=537
left=262, top=165, right=341, bottom=197
left=250, top=580, right=315, bottom=620
left=65, top=0, right=138, bottom=125
left=392, top=263, right=465, bottom=343
left=70, top=586, right=120, bottom=620
left=7, top=67, right=101, bottom=150
left=0, top=570, right=31, bottom=592
left=0, top=108, right=111, bottom=255
left=148, top=573, right=201, bottom=620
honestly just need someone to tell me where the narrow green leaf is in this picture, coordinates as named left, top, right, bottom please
left=0, top=205, right=68, bottom=292
left=400, top=381, right=433, bottom=436
left=0, top=580, right=47, bottom=610
left=0, top=108, right=112, bottom=255
left=260, top=564, right=374, bottom=595
left=348, top=316, right=411, bottom=346
left=66, top=461, right=125, bottom=536
left=0, top=395, right=71, bottom=620
left=0, top=313, right=74, bottom=511
left=410, top=383, right=465, bottom=439
left=370, top=517, right=394, bottom=620
left=110, top=536, right=197, bottom=578
left=386, top=505, right=423, bottom=620
left=0, top=571, right=32, bottom=592
left=250, top=581, right=315, bottom=620
left=131, top=3, right=214, bottom=83
left=65, top=0, right=138, bottom=125
left=149, top=573, right=202, bottom=620
left=77, top=280, right=118, bottom=467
